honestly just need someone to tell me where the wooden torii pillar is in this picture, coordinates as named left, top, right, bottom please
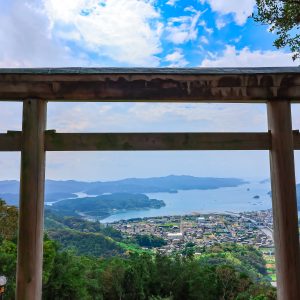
left=16, top=99, right=47, bottom=299
left=268, top=101, right=300, bottom=299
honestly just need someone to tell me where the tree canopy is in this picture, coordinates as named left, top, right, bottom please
left=254, top=0, right=300, bottom=60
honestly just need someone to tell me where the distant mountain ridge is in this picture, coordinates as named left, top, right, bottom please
left=0, top=175, right=246, bottom=194
left=0, top=176, right=247, bottom=219
left=0, top=175, right=246, bottom=206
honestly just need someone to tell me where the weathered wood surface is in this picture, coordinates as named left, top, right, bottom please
left=0, top=67, right=299, bottom=101
left=0, top=132, right=271, bottom=151
left=267, top=101, right=300, bottom=300
left=4, top=130, right=300, bottom=151
left=0, top=131, right=22, bottom=151
left=44, top=132, right=270, bottom=151
left=16, top=100, right=47, bottom=300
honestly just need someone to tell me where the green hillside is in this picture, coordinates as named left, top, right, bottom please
left=44, top=210, right=144, bottom=257
left=0, top=199, right=276, bottom=299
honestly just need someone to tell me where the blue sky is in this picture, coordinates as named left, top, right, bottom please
left=0, top=0, right=300, bottom=181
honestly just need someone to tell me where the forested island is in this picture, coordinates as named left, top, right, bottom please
left=48, top=193, right=165, bottom=219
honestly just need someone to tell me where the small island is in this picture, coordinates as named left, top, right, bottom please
left=253, top=195, right=260, bottom=199
left=48, top=193, right=165, bottom=219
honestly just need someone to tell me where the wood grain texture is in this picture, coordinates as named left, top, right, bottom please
left=16, top=100, right=47, bottom=300
left=267, top=101, right=300, bottom=300
left=3, top=131, right=300, bottom=151
left=44, top=132, right=271, bottom=151
left=0, top=67, right=299, bottom=101
left=0, top=132, right=271, bottom=151
left=0, top=131, right=22, bottom=151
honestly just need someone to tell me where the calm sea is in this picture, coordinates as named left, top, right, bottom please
left=100, top=180, right=273, bottom=223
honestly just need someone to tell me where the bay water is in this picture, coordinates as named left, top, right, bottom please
left=100, top=180, right=273, bottom=223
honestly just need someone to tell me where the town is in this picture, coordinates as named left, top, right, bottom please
left=111, top=210, right=274, bottom=253
left=111, top=209, right=276, bottom=283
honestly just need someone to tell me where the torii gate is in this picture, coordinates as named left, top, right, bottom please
left=0, top=67, right=299, bottom=300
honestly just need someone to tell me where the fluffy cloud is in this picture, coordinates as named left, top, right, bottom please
left=204, top=0, right=256, bottom=25
left=166, top=0, right=179, bottom=6
left=200, top=45, right=298, bottom=67
left=200, top=36, right=209, bottom=44
left=128, top=102, right=267, bottom=132
left=215, top=18, right=226, bottom=30
left=164, top=49, right=188, bottom=67
left=0, top=0, right=163, bottom=67
left=0, top=0, right=87, bottom=67
left=46, top=101, right=267, bottom=134
left=199, top=20, right=214, bottom=35
left=47, top=103, right=134, bottom=132
left=43, top=0, right=163, bottom=66
left=166, top=10, right=202, bottom=44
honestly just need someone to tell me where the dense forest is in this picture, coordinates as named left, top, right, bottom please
left=0, top=199, right=276, bottom=299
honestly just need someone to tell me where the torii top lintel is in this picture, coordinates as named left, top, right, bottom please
left=0, top=67, right=299, bottom=101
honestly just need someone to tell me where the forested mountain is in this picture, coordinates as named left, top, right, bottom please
left=82, top=175, right=246, bottom=194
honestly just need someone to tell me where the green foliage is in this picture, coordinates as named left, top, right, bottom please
left=44, top=211, right=126, bottom=257
left=199, top=243, right=268, bottom=281
left=135, top=234, right=167, bottom=248
left=0, top=240, right=17, bottom=299
left=43, top=250, right=91, bottom=299
left=0, top=201, right=276, bottom=299
left=253, top=0, right=300, bottom=60
left=0, top=198, right=18, bottom=241
left=182, top=243, right=196, bottom=258
left=98, top=253, right=275, bottom=300
left=42, top=237, right=58, bottom=285
left=47, top=229, right=125, bottom=257
left=0, top=239, right=276, bottom=300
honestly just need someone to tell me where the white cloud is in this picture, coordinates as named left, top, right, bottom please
left=166, top=0, right=179, bottom=6
left=231, top=35, right=242, bottom=43
left=47, top=101, right=267, bottom=134
left=128, top=103, right=267, bottom=132
left=166, top=10, right=202, bottom=44
left=184, top=6, right=198, bottom=13
left=43, top=0, right=163, bottom=66
left=0, top=0, right=87, bottom=67
left=200, top=45, right=298, bottom=67
left=216, top=18, right=226, bottom=30
left=199, top=20, right=213, bottom=35
left=165, top=49, right=188, bottom=67
left=204, top=0, right=256, bottom=25
left=47, top=103, right=131, bottom=132
left=200, top=36, right=209, bottom=44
